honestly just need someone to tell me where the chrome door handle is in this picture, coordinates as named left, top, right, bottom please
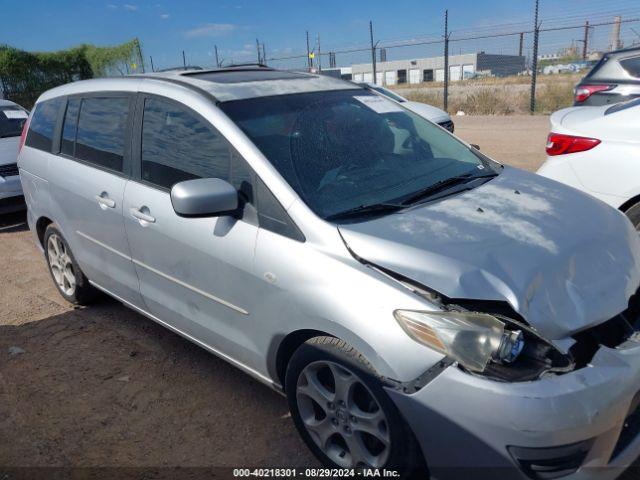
left=130, top=207, right=156, bottom=224
left=95, top=194, right=115, bottom=209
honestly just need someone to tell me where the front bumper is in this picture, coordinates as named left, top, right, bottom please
left=386, top=341, right=640, bottom=479
left=0, top=174, right=25, bottom=213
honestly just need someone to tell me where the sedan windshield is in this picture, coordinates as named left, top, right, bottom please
left=220, top=89, right=498, bottom=220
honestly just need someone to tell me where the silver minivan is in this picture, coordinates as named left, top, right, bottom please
left=18, top=66, right=640, bottom=478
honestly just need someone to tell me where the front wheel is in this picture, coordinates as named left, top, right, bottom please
left=285, top=336, right=426, bottom=477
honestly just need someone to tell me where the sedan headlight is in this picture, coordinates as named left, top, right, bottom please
left=394, top=309, right=524, bottom=372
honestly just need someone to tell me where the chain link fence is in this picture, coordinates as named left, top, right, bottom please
left=263, top=4, right=640, bottom=115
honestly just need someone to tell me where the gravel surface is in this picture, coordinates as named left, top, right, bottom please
left=2, top=115, right=638, bottom=477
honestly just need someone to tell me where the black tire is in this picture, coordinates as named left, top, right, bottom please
left=43, top=224, right=97, bottom=305
left=625, top=202, right=640, bottom=230
left=285, top=336, right=427, bottom=478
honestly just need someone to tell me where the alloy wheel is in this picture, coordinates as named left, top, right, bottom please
left=296, top=360, right=390, bottom=468
left=47, top=234, right=76, bottom=296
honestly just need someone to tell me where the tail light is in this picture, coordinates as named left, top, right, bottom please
left=18, top=115, right=30, bottom=153
left=574, top=84, right=612, bottom=103
left=546, top=133, right=601, bottom=156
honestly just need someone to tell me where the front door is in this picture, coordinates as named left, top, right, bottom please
left=123, top=94, right=260, bottom=366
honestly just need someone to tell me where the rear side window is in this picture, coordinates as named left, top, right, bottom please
left=0, top=105, right=28, bottom=139
left=75, top=97, right=129, bottom=172
left=620, top=56, right=640, bottom=78
left=140, top=97, right=231, bottom=189
left=25, top=98, right=63, bottom=151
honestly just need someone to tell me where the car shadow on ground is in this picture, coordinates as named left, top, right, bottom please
left=0, top=296, right=317, bottom=469
left=0, top=210, right=28, bottom=232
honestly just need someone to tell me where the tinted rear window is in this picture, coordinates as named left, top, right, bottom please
left=25, top=98, right=63, bottom=151
left=0, top=106, right=28, bottom=139
left=620, top=56, right=640, bottom=78
left=75, top=97, right=129, bottom=172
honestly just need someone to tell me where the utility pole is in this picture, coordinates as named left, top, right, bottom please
left=306, top=31, right=312, bottom=70
left=519, top=32, right=524, bottom=57
left=262, top=43, right=267, bottom=66
left=256, top=38, right=262, bottom=64
left=370, top=21, right=377, bottom=84
left=317, top=34, right=322, bottom=72
left=149, top=55, right=155, bottom=72
left=443, top=10, right=449, bottom=111
left=214, top=45, right=220, bottom=68
left=182, top=50, right=186, bottom=68
left=530, top=0, right=540, bottom=113
left=582, top=21, right=590, bottom=60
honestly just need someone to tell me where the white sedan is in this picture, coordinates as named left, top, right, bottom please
left=359, top=83, right=454, bottom=132
left=537, top=98, right=640, bottom=228
left=0, top=99, right=29, bottom=214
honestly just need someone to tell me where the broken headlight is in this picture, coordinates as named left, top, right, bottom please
left=394, top=309, right=525, bottom=372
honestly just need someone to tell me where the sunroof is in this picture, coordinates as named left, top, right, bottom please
left=183, top=69, right=310, bottom=84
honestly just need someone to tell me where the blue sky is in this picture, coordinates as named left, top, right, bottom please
left=2, top=0, right=639, bottom=70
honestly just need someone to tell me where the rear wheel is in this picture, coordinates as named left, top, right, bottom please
left=625, top=202, right=640, bottom=231
left=44, top=224, right=97, bottom=305
left=285, top=336, right=426, bottom=477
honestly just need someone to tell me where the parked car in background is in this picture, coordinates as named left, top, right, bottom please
left=538, top=98, right=640, bottom=228
left=0, top=99, right=28, bottom=213
left=573, top=46, right=640, bottom=106
left=359, top=82, right=454, bottom=132
left=18, top=67, right=640, bottom=478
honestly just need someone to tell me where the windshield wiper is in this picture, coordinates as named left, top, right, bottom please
left=325, top=202, right=405, bottom=221
left=400, top=171, right=498, bottom=206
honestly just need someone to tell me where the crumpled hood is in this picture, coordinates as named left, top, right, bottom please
left=339, top=166, right=640, bottom=339
left=0, top=137, right=19, bottom=166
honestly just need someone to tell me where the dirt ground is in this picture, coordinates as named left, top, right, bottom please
left=2, top=115, right=638, bottom=478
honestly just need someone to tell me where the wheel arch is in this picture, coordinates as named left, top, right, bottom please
left=35, top=216, right=54, bottom=247
left=619, top=194, right=640, bottom=213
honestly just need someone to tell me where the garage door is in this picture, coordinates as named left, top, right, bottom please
left=363, top=72, right=373, bottom=83
left=435, top=69, right=445, bottom=82
left=354, top=73, right=364, bottom=82
left=409, top=69, right=421, bottom=84
left=449, top=65, right=462, bottom=81
left=385, top=70, right=397, bottom=85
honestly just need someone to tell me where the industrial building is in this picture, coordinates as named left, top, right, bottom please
left=350, top=52, right=526, bottom=85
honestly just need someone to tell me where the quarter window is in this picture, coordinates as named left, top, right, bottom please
left=141, top=97, right=231, bottom=189
left=25, top=98, right=63, bottom=152
left=75, top=97, right=129, bottom=172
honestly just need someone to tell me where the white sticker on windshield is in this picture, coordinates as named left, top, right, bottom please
left=354, top=96, right=403, bottom=114
left=3, top=110, right=28, bottom=119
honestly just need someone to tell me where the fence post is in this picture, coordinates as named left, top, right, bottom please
left=370, top=21, right=377, bottom=84
left=530, top=0, right=540, bottom=114
left=582, top=21, right=589, bottom=60
left=256, top=39, right=262, bottom=64
left=135, top=38, right=145, bottom=73
left=306, top=31, right=311, bottom=70
left=149, top=55, right=155, bottom=72
left=443, top=10, right=449, bottom=111
left=214, top=45, right=220, bottom=68
left=182, top=50, right=186, bottom=68
left=519, top=32, right=524, bottom=57
left=317, top=34, right=322, bottom=72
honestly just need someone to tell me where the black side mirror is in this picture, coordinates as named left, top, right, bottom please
left=171, top=178, right=238, bottom=217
